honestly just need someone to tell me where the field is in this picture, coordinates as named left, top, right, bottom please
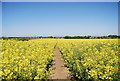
left=57, top=39, right=119, bottom=80
left=1, top=39, right=119, bottom=80
left=1, top=39, right=56, bottom=79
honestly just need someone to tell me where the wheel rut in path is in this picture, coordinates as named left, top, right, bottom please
left=50, top=46, right=71, bottom=80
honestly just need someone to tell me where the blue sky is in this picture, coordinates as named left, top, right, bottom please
left=2, top=2, right=118, bottom=37
left=0, top=2, right=2, bottom=37
left=2, top=0, right=120, bottom=2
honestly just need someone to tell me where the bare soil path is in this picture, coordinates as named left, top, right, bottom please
left=50, top=46, right=71, bottom=80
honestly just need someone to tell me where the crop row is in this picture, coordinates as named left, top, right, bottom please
left=58, top=39, right=119, bottom=80
left=1, top=39, right=56, bottom=79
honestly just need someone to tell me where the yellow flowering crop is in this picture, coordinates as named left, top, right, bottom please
left=1, top=39, right=56, bottom=80
left=57, top=39, right=119, bottom=80
left=1, top=39, right=119, bottom=80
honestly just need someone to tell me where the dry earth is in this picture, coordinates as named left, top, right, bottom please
left=50, top=46, right=71, bottom=81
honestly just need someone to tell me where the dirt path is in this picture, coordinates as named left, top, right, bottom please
left=50, top=46, right=71, bottom=80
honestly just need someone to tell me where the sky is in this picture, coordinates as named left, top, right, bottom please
left=2, top=0, right=120, bottom=2
left=0, top=2, right=2, bottom=37
left=2, top=2, right=118, bottom=37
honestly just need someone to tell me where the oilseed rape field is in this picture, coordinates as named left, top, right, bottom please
left=1, top=39, right=56, bottom=80
left=1, top=39, right=119, bottom=80
left=57, top=39, right=119, bottom=80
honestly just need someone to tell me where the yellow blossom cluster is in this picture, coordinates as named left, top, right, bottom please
left=1, top=39, right=56, bottom=80
left=57, top=39, right=119, bottom=80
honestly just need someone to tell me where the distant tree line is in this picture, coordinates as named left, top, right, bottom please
left=0, top=36, right=62, bottom=41
left=64, top=35, right=120, bottom=39
left=1, top=37, right=30, bottom=41
left=64, top=36, right=91, bottom=39
left=1, top=35, right=120, bottom=40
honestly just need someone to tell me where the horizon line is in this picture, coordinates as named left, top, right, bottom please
left=2, top=35, right=119, bottom=37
